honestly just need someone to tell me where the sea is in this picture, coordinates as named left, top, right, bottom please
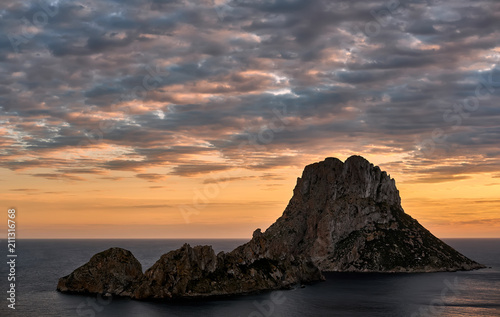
left=0, top=239, right=499, bottom=317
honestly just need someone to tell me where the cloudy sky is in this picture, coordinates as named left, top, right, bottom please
left=1, top=0, right=500, bottom=238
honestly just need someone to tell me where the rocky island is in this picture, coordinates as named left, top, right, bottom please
left=57, top=155, right=485, bottom=299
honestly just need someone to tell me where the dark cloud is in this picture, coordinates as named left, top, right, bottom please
left=170, top=163, right=234, bottom=176
left=136, top=173, right=168, bottom=182
left=259, top=173, right=286, bottom=181
left=30, top=173, right=85, bottom=181
left=99, top=176, right=125, bottom=181
left=57, top=168, right=106, bottom=174
left=1, top=0, right=499, bottom=179
left=203, top=176, right=256, bottom=184
left=409, top=175, right=472, bottom=184
left=100, top=160, right=147, bottom=172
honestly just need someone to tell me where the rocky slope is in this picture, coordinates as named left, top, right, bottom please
left=57, top=155, right=484, bottom=299
left=243, top=155, right=485, bottom=272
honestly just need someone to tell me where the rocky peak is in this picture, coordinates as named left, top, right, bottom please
left=297, top=155, right=400, bottom=206
left=251, top=155, right=484, bottom=272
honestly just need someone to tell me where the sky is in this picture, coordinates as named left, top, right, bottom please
left=1, top=0, right=500, bottom=239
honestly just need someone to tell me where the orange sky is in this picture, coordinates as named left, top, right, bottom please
left=2, top=152, right=499, bottom=239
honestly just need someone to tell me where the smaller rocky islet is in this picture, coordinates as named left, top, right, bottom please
left=57, top=155, right=485, bottom=300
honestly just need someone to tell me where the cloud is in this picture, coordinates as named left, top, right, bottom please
left=259, top=173, right=286, bottom=181
left=100, top=160, right=146, bottom=172
left=135, top=173, right=168, bottom=182
left=9, top=188, right=38, bottom=192
left=1, top=0, right=499, bottom=183
left=259, top=183, right=284, bottom=190
left=409, top=175, right=472, bottom=184
left=203, top=176, right=256, bottom=184
left=453, top=218, right=500, bottom=226
left=99, top=176, right=125, bottom=181
left=30, top=173, right=85, bottom=181
left=125, top=204, right=172, bottom=209
left=57, top=168, right=106, bottom=175
left=170, top=163, right=234, bottom=176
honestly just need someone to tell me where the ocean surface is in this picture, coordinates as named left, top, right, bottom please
left=0, top=239, right=499, bottom=317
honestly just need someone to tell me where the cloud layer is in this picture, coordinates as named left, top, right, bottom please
left=1, top=0, right=500, bottom=183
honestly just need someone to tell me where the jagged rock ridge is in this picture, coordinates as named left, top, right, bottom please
left=132, top=243, right=321, bottom=299
left=57, top=243, right=322, bottom=299
left=57, top=155, right=485, bottom=299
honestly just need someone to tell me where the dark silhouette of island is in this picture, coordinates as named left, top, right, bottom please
left=57, top=155, right=485, bottom=299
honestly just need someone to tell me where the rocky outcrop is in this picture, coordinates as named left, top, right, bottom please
left=133, top=243, right=322, bottom=299
left=57, top=155, right=485, bottom=299
left=244, top=155, right=485, bottom=272
left=57, top=248, right=143, bottom=296
left=57, top=244, right=321, bottom=299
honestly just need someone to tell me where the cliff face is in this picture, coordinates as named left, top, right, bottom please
left=245, top=155, right=484, bottom=272
left=57, top=155, right=485, bottom=300
left=132, top=243, right=322, bottom=299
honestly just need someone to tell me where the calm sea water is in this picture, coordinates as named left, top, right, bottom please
left=0, top=239, right=499, bottom=317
